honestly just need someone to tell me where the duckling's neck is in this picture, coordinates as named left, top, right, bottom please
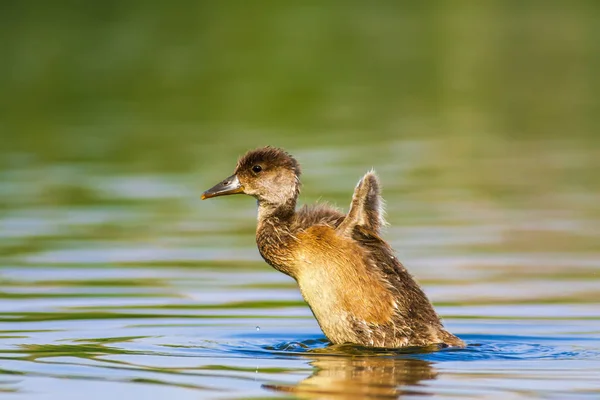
left=256, top=198, right=297, bottom=277
left=256, top=198, right=296, bottom=222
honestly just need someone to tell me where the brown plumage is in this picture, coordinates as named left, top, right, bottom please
left=202, top=146, right=464, bottom=348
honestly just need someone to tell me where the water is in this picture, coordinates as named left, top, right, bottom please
left=2, top=263, right=600, bottom=399
left=2, top=2, right=600, bottom=399
left=2, top=139, right=599, bottom=399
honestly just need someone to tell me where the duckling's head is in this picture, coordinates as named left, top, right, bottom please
left=202, top=146, right=301, bottom=206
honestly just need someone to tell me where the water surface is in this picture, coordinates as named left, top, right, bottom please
left=2, top=138, right=599, bottom=399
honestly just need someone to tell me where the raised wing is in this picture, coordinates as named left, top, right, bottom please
left=336, top=171, right=385, bottom=236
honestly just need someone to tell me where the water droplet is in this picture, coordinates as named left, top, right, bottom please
left=256, top=326, right=260, bottom=331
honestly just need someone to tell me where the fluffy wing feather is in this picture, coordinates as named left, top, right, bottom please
left=336, top=171, right=385, bottom=236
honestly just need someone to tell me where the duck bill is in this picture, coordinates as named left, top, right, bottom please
left=201, top=174, right=244, bottom=200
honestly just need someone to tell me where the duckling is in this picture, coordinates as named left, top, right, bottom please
left=202, top=146, right=464, bottom=348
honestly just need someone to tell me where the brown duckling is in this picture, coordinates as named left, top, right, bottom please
left=202, top=147, right=464, bottom=348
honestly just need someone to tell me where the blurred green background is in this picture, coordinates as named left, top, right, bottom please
left=0, top=1, right=599, bottom=252
left=1, top=1, right=598, bottom=171
left=1, top=3, right=600, bottom=398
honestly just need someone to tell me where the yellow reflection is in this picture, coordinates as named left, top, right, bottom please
left=265, top=356, right=436, bottom=398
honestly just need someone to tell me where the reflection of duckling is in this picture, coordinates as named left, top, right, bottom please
left=264, top=356, right=437, bottom=398
left=202, top=147, right=463, bottom=348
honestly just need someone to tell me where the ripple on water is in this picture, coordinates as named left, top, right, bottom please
left=155, top=332, right=600, bottom=363
left=162, top=333, right=600, bottom=398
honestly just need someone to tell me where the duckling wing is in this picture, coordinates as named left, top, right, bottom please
left=337, top=171, right=385, bottom=236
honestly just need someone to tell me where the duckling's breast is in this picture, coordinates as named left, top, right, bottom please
left=293, top=225, right=397, bottom=345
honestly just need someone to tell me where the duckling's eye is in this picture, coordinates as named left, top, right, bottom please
left=252, top=165, right=263, bottom=173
